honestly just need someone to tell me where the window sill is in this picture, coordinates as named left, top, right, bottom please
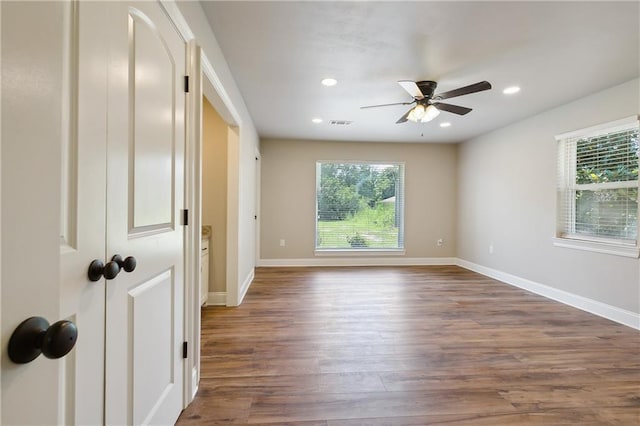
left=315, top=249, right=406, bottom=257
left=552, top=237, right=639, bottom=258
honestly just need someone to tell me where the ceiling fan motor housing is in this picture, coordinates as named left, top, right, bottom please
left=416, top=81, right=438, bottom=99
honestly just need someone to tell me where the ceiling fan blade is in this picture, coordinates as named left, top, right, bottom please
left=360, top=101, right=414, bottom=109
left=433, top=102, right=472, bottom=115
left=398, top=80, right=424, bottom=100
left=396, top=108, right=413, bottom=124
left=435, top=81, right=492, bottom=100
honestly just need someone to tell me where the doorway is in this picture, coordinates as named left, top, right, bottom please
left=182, top=50, right=244, bottom=402
left=201, top=97, right=229, bottom=307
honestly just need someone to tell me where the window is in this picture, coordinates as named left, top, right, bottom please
left=316, top=162, right=405, bottom=251
left=556, top=116, right=639, bottom=256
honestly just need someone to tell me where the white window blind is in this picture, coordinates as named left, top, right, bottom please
left=556, top=116, right=639, bottom=246
left=315, top=162, right=405, bottom=250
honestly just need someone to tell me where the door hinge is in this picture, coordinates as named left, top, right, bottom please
left=182, top=341, right=188, bottom=359
left=182, top=209, right=189, bottom=226
left=184, top=75, right=189, bottom=93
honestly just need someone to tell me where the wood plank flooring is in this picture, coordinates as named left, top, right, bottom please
left=177, top=266, right=640, bottom=425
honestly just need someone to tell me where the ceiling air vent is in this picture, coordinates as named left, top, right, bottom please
left=329, top=120, right=353, bottom=126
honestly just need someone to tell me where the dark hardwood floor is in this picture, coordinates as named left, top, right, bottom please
left=177, top=266, right=640, bottom=425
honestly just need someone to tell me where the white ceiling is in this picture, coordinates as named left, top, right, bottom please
left=200, top=1, right=639, bottom=143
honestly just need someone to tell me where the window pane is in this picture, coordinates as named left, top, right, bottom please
left=576, top=129, right=639, bottom=184
left=575, top=187, right=638, bottom=239
left=557, top=118, right=639, bottom=245
left=316, top=162, right=404, bottom=249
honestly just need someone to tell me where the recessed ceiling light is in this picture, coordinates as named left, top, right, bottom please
left=440, top=122, right=451, bottom=128
left=321, top=78, right=337, bottom=87
left=312, top=118, right=323, bottom=124
left=503, top=86, right=521, bottom=95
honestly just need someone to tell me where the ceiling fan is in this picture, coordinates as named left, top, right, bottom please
left=361, top=80, right=492, bottom=124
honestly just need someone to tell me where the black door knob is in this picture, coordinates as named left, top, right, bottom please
left=87, top=259, right=120, bottom=281
left=8, top=317, right=78, bottom=364
left=112, top=255, right=137, bottom=273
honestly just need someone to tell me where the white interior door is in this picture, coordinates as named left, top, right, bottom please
left=58, top=2, right=109, bottom=424
left=2, top=2, right=187, bottom=424
left=2, top=2, right=70, bottom=423
left=2, top=2, right=108, bottom=424
left=104, top=2, right=186, bottom=425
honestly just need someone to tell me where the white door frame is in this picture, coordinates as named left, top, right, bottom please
left=254, top=151, right=261, bottom=263
left=182, top=48, right=242, bottom=402
left=184, top=39, right=202, bottom=404
left=158, top=1, right=201, bottom=407
left=0, top=4, right=3, bottom=418
left=1, top=5, right=3, bottom=419
left=160, top=0, right=242, bottom=405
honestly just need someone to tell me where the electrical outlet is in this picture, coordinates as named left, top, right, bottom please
left=280, top=239, right=286, bottom=247
left=437, top=238, right=443, bottom=246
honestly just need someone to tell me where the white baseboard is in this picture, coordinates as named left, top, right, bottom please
left=456, top=258, right=640, bottom=330
left=237, top=268, right=255, bottom=305
left=257, top=257, right=458, bottom=267
left=207, top=292, right=227, bottom=306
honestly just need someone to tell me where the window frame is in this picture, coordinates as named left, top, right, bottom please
left=314, top=160, right=406, bottom=255
left=554, top=115, right=639, bottom=258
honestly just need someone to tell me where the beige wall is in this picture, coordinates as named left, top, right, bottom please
left=202, top=97, right=227, bottom=293
left=458, top=78, right=640, bottom=314
left=260, top=139, right=457, bottom=260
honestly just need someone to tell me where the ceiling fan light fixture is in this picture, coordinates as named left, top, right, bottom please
left=420, top=105, right=440, bottom=122
left=407, top=104, right=426, bottom=122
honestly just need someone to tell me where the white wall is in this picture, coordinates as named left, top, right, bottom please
left=458, top=79, right=640, bottom=316
left=176, top=1, right=260, bottom=305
